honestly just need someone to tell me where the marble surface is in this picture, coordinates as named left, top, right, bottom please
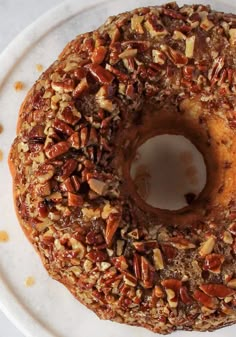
left=0, top=1, right=64, bottom=335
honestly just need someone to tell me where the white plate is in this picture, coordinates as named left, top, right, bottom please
left=0, top=1, right=236, bottom=337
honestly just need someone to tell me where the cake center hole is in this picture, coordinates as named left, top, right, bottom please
left=130, top=134, right=207, bottom=211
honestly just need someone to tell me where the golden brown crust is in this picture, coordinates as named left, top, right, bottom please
left=9, top=2, right=236, bottom=334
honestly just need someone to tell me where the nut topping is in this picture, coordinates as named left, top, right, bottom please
left=105, top=213, right=121, bottom=246
left=200, top=284, right=235, bottom=298
left=169, top=237, right=196, bottom=250
left=88, top=178, right=107, bottom=195
left=152, top=50, right=166, bottom=64
left=227, top=278, right=236, bottom=289
left=229, top=29, right=236, bottom=45
left=87, top=64, right=114, bottom=84
left=131, top=15, right=144, bottom=34
left=153, top=248, right=164, bottom=270
left=161, top=45, right=188, bottom=67
left=119, top=48, right=137, bottom=59
left=185, top=36, right=195, bottom=58
left=91, top=46, right=107, bottom=64
left=10, top=3, right=236, bottom=334
left=193, top=290, right=218, bottom=309
left=199, top=236, right=216, bottom=257
left=203, top=254, right=225, bottom=273
left=112, top=256, right=128, bottom=271
left=45, top=141, right=70, bottom=159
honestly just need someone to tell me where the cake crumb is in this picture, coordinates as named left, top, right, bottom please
left=24, top=276, right=35, bottom=287
left=0, top=150, right=3, bottom=161
left=0, top=124, right=3, bottom=134
left=14, top=81, right=24, bottom=91
left=36, top=64, right=43, bottom=72
left=0, top=230, right=9, bottom=243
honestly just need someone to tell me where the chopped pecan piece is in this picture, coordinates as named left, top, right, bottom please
left=45, top=141, right=70, bottom=159
left=180, top=286, right=193, bottom=304
left=223, top=231, right=233, bottom=244
left=141, top=256, right=155, bottom=288
left=37, top=164, right=55, bottom=183
left=87, top=64, right=114, bottom=84
left=200, top=284, right=235, bottom=298
left=169, top=237, right=196, bottom=249
left=161, top=45, right=188, bottom=67
left=199, top=236, right=216, bottom=257
left=51, top=79, right=74, bottom=93
left=133, top=240, right=157, bottom=252
left=72, top=77, right=89, bottom=98
left=153, top=248, right=164, bottom=270
left=91, top=46, right=107, bottom=64
left=200, top=16, right=214, bottom=31
left=123, top=272, right=137, bottom=287
left=229, top=29, right=236, bottom=45
left=96, top=85, right=114, bottom=112
left=193, top=289, right=218, bottom=309
left=161, top=279, right=182, bottom=293
left=119, top=48, right=137, bottom=59
left=53, top=118, right=74, bottom=136
left=185, top=35, right=195, bottom=58
left=227, top=278, right=236, bottom=289
left=86, top=250, right=108, bottom=262
left=68, top=192, right=83, bottom=207
left=131, top=15, right=144, bottom=34
left=144, top=17, right=168, bottom=38
left=166, top=289, right=179, bottom=308
left=152, top=50, right=166, bottom=64
left=203, top=254, right=224, bottom=273
left=68, top=132, right=80, bottom=149
left=105, top=213, right=121, bottom=246
left=160, top=243, right=178, bottom=261
left=112, top=256, right=128, bottom=271
left=133, top=253, right=141, bottom=279
left=228, top=223, right=236, bottom=236
left=88, top=178, right=107, bottom=195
